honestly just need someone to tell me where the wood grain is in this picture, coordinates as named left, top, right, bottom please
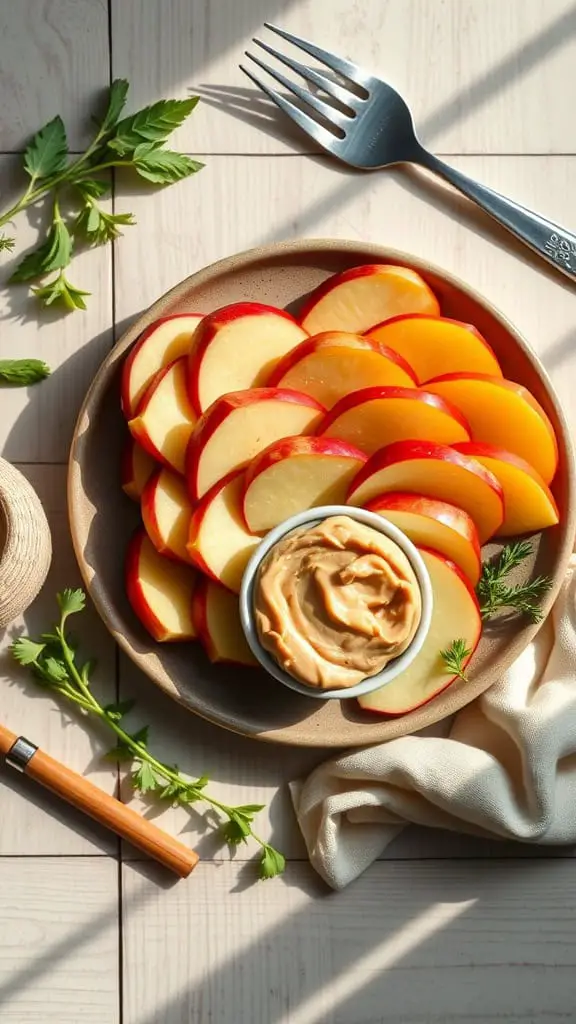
left=0, top=465, right=119, bottom=855
left=0, top=0, right=109, bottom=152
left=122, top=859, right=576, bottom=1024
left=112, top=0, right=576, bottom=156
left=0, top=858, right=118, bottom=1024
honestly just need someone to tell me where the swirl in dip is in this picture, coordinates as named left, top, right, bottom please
left=253, top=515, right=422, bottom=690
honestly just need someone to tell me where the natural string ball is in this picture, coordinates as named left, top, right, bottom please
left=0, top=458, right=52, bottom=629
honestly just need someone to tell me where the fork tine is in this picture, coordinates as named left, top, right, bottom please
left=252, top=37, right=359, bottom=111
left=245, top=51, right=350, bottom=131
left=263, top=23, right=370, bottom=92
left=239, top=64, right=340, bottom=150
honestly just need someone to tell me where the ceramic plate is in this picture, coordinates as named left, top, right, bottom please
left=68, top=240, right=576, bottom=748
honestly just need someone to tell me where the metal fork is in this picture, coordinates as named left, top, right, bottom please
left=241, top=24, right=576, bottom=283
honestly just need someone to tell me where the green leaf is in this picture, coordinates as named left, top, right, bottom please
left=105, top=742, right=134, bottom=764
left=42, top=656, right=69, bottom=683
left=58, top=589, right=86, bottom=618
left=439, top=639, right=472, bottom=681
left=131, top=725, right=150, bottom=748
left=232, top=804, right=265, bottom=817
left=75, top=204, right=135, bottom=246
left=132, top=759, right=162, bottom=794
left=159, top=779, right=186, bottom=803
left=11, top=637, right=46, bottom=666
left=107, top=96, right=199, bottom=155
left=222, top=813, right=252, bottom=846
left=260, top=845, right=286, bottom=880
left=32, top=272, right=90, bottom=312
left=10, top=219, right=73, bottom=283
left=103, top=699, right=136, bottom=722
left=75, top=178, right=110, bottom=200
left=0, top=359, right=51, bottom=385
left=132, top=145, right=204, bottom=185
left=100, top=79, right=130, bottom=134
left=0, top=234, right=15, bottom=252
left=23, top=115, right=68, bottom=181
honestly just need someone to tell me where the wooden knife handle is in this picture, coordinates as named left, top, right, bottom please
left=0, top=725, right=198, bottom=878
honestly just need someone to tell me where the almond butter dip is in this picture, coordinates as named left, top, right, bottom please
left=254, top=515, right=422, bottom=690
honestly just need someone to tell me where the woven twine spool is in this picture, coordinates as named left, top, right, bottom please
left=0, top=458, right=52, bottom=629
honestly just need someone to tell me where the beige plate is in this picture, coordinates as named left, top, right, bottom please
left=68, top=240, right=576, bottom=748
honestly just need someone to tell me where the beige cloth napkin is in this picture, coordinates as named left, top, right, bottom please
left=291, top=555, right=576, bottom=890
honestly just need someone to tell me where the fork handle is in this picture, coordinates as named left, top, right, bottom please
left=417, top=149, right=576, bottom=283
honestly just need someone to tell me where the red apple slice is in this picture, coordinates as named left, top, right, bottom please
left=125, top=529, right=197, bottom=642
left=316, top=386, right=471, bottom=455
left=192, top=577, right=257, bottom=665
left=121, top=313, right=204, bottom=418
left=141, top=467, right=194, bottom=564
left=366, top=315, right=502, bottom=383
left=186, top=387, right=325, bottom=501
left=266, top=331, right=416, bottom=408
left=300, top=264, right=440, bottom=335
left=347, top=440, right=504, bottom=543
left=188, top=302, right=308, bottom=414
left=187, top=469, right=258, bottom=593
left=242, top=435, right=368, bottom=533
left=358, top=548, right=481, bottom=715
left=425, top=373, right=559, bottom=485
left=365, top=492, right=482, bottom=584
left=453, top=442, right=559, bottom=537
left=121, top=437, right=156, bottom=502
left=128, top=357, right=197, bottom=475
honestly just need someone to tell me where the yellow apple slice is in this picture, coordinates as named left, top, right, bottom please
left=188, top=302, right=308, bottom=414
left=358, top=548, right=481, bottom=715
left=141, top=467, right=194, bottom=564
left=366, top=315, right=502, bottom=383
left=187, top=469, right=258, bottom=593
left=121, top=437, right=156, bottom=502
left=347, top=440, right=504, bottom=543
left=192, top=577, right=257, bottom=665
left=242, top=435, right=367, bottom=533
left=453, top=442, right=559, bottom=537
left=186, top=387, right=325, bottom=500
left=121, top=313, right=204, bottom=418
left=300, top=264, right=440, bottom=335
left=128, top=357, right=197, bottom=475
left=125, top=529, right=197, bottom=642
left=365, top=492, right=482, bottom=585
left=316, top=386, right=470, bottom=455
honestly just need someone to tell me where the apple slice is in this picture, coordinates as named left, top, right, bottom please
left=366, top=315, right=502, bottom=383
left=192, top=577, right=257, bottom=665
left=347, top=440, right=504, bottom=543
left=125, top=529, right=197, bottom=642
left=452, top=442, right=559, bottom=537
left=187, top=469, right=258, bottom=593
left=358, top=548, right=481, bottom=715
left=141, top=467, right=194, bottom=564
left=186, top=387, right=325, bottom=501
left=365, top=492, right=482, bottom=584
left=128, top=357, right=197, bottom=475
left=121, top=313, right=204, bottom=418
left=300, top=264, right=440, bottom=335
left=188, top=302, right=308, bottom=414
left=266, top=331, right=416, bottom=408
left=425, top=373, right=558, bottom=484
left=121, top=438, right=156, bottom=501
left=316, top=386, right=470, bottom=455
left=242, top=436, right=368, bottom=533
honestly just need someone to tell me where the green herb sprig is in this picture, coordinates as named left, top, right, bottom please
left=11, top=589, right=285, bottom=881
left=0, top=80, right=203, bottom=312
left=0, top=358, right=51, bottom=385
left=439, top=638, right=472, bottom=681
left=476, top=541, right=553, bottom=622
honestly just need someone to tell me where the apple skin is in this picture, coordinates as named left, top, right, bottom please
left=186, top=466, right=257, bottom=590
left=364, top=314, right=501, bottom=381
left=364, top=491, right=482, bottom=584
left=316, top=385, right=471, bottom=438
left=191, top=577, right=256, bottom=666
left=121, top=313, right=204, bottom=418
left=187, top=302, right=308, bottom=414
left=266, top=331, right=417, bottom=389
left=140, top=467, right=193, bottom=565
left=185, top=387, right=326, bottom=502
left=127, top=359, right=196, bottom=470
left=125, top=530, right=197, bottom=643
left=298, top=264, right=440, bottom=330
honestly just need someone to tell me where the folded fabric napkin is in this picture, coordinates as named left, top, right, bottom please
left=291, top=554, right=576, bottom=890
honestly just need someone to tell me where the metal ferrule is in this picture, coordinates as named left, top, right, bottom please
left=5, top=737, right=38, bottom=773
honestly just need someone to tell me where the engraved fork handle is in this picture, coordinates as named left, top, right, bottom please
left=415, top=147, right=576, bottom=282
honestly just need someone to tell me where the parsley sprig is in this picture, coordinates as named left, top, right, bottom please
left=0, top=358, right=50, bottom=385
left=0, top=80, right=203, bottom=312
left=11, top=589, right=285, bottom=881
left=476, top=541, right=553, bottom=622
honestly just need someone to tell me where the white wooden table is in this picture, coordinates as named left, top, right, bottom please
left=1, top=2, right=576, bottom=1021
